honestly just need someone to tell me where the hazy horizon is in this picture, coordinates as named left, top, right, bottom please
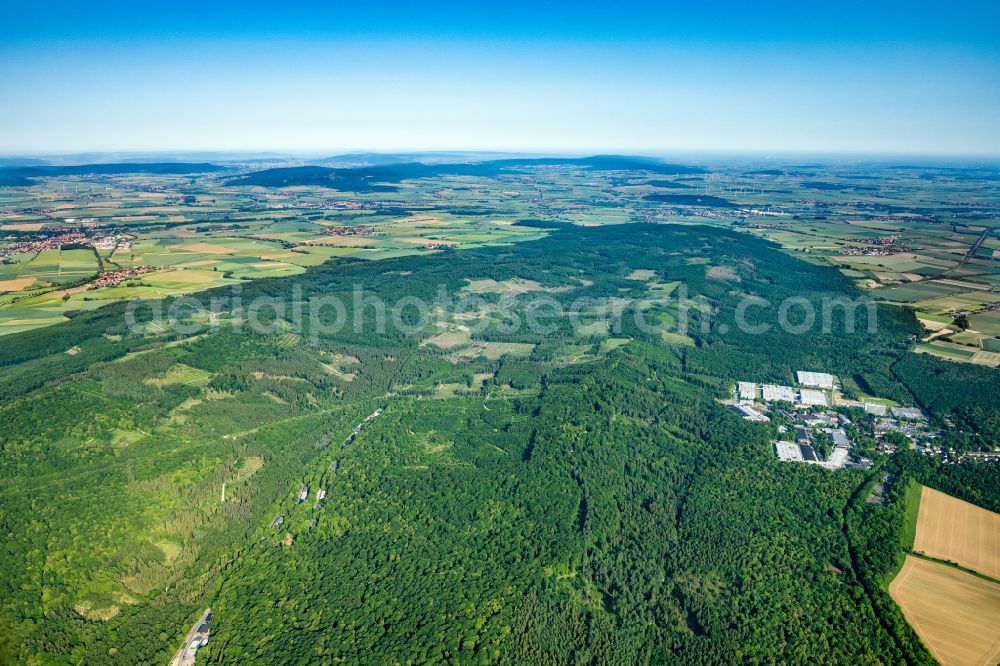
left=2, top=149, right=998, bottom=163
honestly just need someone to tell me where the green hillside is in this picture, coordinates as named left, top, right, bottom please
left=0, top=223, right=952, bottom=664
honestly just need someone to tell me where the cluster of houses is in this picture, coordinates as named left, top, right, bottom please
left=267, top=199, right=411, bottom=211
left=89, top=265, right=156, bottom=289
left=0, top=231, right=88, bottom=258
left=322, top=225, right=379, bottom=237
left=840, top=245, right=905, bottom=257
left=91, top=233, right=133, bottom=251
left=1, top=229, right=132, bottom=261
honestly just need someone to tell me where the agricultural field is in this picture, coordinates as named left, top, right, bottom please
left=4, top=157, right=999, bottom=366
left=887, top=485, right=1000, bottom=666
left=678, top=163, right=1000, bottom=366
left=4, top=156, right=998, bottom=370
left=0, top=164, right=554, bottom=334
left=912, top=486, right=1000, bottom=580
left=889, top=556, right=1000, bottom=666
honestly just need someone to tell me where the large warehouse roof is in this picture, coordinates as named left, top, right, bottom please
left=796, top=371, right=836, bottom=389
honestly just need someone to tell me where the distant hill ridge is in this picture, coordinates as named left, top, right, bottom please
left=226, top=155, right=707, bottom=192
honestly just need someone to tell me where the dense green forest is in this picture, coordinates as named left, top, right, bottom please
left=0, top=223, right=994, bottom=664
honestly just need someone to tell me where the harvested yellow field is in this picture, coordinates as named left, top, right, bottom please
left=914, top=486, right=1000, bottom=579
left=889, top=556, right=1000, bottom=666
left=970, top=351, right=1000, bottom=368
left=918, top=317, right=953, bottom=331
left=1, top=222, right=46, bottom=231
left=0, top=277, right=37, bottom=292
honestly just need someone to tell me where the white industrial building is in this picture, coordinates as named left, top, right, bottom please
left=864, top=403, right=888, bottom=416
left=774, top=441, right=803, bottom=462
left=762, top=384, right=796, bottom=402
left=737, top=381, right=759, bottom=401
left=732, top=404, right=770, bottom=422
left=798, top=389, right=829, bottom=407
left=891, top=406, right=925, bottom=420
left=822, top=447, right=849, bottom=470
left=774, top=440, right=850, bottom=470
left=796, top=371, right=836, bottom=389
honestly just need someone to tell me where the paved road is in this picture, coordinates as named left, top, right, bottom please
left=168, top=607, right=211, bottom=666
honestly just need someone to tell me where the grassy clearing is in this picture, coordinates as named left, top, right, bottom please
left=462, top=277, right=572, bottom=296
left=902, top=481, right=923, bottom=552
left=144, top=364, right=214, bottom=388
left=422, top=330, right=472, bottom=349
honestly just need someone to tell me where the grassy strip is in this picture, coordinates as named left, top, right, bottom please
left=883, top=480, right=923, bottom=587
left=901, top=481, right=922, bottom=551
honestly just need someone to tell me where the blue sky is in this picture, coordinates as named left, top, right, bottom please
left=2, top=1, right=998, bottom=155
